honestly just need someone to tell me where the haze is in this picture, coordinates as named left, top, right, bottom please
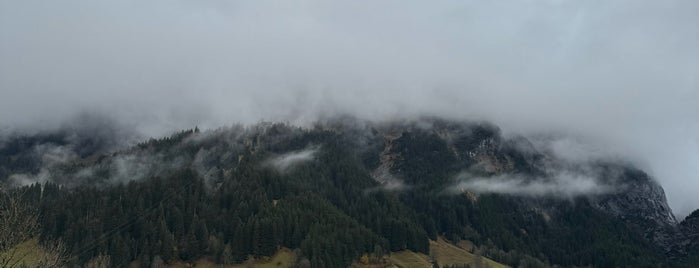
left=1, top=1, right=697, bottom=217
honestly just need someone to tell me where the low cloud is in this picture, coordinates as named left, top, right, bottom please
left=368, top=165, right=410, bottom=193
left=450, top=171, right=616, bottom=199
left=4, top=135, right=196, bottom=187
left=7, top=152, right=172, bottom=187
left=6, top=143, right=79, bottom=187
left=8, top=172, right=50, bottom=187
left=364, top=178, right=410, bottom=194
left=1, top=0, right=698, bottom=216
left=264, top=147, right=319, bottom=173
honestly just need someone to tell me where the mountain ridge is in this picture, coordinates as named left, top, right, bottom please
left=1, top=116, right=697, bottom=267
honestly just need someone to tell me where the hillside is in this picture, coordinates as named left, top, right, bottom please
left=0, top=117, right=697, bottom=267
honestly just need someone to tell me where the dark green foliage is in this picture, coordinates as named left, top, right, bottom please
left=443, top=264, right=470, bottom=268
left=0, top=132, right=70, bottom=179
left=21, top=126, right=418, bottom=267
left=688, top=209, right=699, bottom=219
left=392, top=130, right=457, bottom=187
left=2, top=121, right=693, bottom=267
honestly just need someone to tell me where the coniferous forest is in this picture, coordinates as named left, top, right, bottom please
left=1, top=119, right=698, bottom=268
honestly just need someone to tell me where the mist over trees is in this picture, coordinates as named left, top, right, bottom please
left=2, top=119, right=695, bottom=267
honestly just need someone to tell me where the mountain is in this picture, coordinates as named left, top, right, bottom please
left=0, top=117, right=697, bottom=267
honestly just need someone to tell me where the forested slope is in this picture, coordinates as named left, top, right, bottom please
left=1, top=118, right=697, bottom=267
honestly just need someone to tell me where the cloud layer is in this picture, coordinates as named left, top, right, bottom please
left=1, top=1, right=698, bottom=216
left=450, top=172, right=616, bottom=199
left=264, top=147, right=318, bottom=173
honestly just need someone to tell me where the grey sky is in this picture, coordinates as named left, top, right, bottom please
left=1, top=1, right=698, bottom=216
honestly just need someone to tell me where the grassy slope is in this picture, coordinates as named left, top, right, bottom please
left=5, top=238, right=505, bottom=268
left=389, top=250, right=433, bottom=268
left=236, top=248, right=296, bottom=268
left=159, top=248, right=296, bottom=268
left=389, top=238, right=509, bottom=268
left=140, top=239, right=509, bottom=268
left=0, top=239, right=46, bottom=268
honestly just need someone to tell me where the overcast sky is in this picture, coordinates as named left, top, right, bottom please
left=1, top=0, right=698, bottom=216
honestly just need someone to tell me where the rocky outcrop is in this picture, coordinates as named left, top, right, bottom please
left=592, top=170, right=682, bottom=254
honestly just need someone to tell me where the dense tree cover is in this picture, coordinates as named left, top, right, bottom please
left=1, top=125, right=425, bottom=267
left=679, top=210, right=699, bottom=267
left=0, top=132, right=68, bottom=180
left=1, top=120, right=695, bottom=267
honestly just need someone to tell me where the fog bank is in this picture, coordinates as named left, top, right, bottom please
left=1, top=1, right=697, bottom=216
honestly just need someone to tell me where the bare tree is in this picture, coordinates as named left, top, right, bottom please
left=472, top=248, right=485, bottom=268
left=0, top=189, right=68, bottom=268
left=35, top=241, right=68, bottom=268
left=85, top=254, right=111, bottom=268
left=0, top=190, right=39, bottom=268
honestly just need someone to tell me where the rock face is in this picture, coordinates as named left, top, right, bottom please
left=592, top=171, right=682, bottom=255
left=594, top=174, right=677, bottom=225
